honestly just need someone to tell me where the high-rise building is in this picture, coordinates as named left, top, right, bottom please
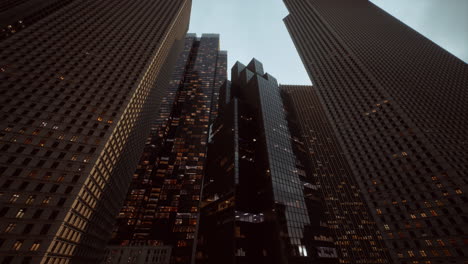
left=108, top=34, right=227, bottom=264
left=281, top=85, right=391, bottom=263
left=283, top=0, right=468, bottom=263
left=0, top=0, right=77, bottom=41
left=197, top=59, right=342, bottom=264
left=0, top=0, right=192, bottom=263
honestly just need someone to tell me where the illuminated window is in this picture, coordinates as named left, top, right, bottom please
left=9, top=194, right=19, bottom=203
left=177, top=240, right=187, bottom=247
left=16, top=208, right=26, bottom=218
left=437, top=239, right=445, bottom=246
left=42, top=197, right=52, bottom=205
left=12, top=240, right=23, bottom=250
left=25, top=196, right=35, bottom=205
left=30, top=241, right=41, bottom=251
left=5, top=223, right=16, bottom=233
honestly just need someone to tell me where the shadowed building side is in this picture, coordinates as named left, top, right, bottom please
left=0, top=0, right=192, bottom=263
left=281, top=85, right=391, bottom=263
left=107, top=34, right=227, bottom=264
left=283, top=0, right=468, bottom=263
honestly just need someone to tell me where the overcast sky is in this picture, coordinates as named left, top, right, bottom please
left=189, top=0, right=468, bottom=85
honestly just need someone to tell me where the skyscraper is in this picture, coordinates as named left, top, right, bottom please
left=108, top=34, right=227, bottom=264
left=197, top=59, right=342, bottom=264
left=1, top=0, right=76, bottom=41
left=283, top=0, right=468, bottom=263
left=0, top=0, right=192, bottom=263
left=281, top=85, right=391, bottom=263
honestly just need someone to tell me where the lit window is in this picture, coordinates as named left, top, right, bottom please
left=42, top=197, right=51, bottom=205
left=12, top=240, right=23, bottom=250
left=5, top=223, right=16, bottom=233
left=16, top=209, right=26, bottom=218
left=26, top=196, right=35, bottom=205
left=9, top=194, right=20, bottom=203
left=30, top=241, right=41, bottom=251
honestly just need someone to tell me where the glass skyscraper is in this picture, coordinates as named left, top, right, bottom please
left=108, top=34, right=227, bottom=264
left=0, top=0, right=192, bottom=263
left=283, top=0, right=468, bottom=263
left=197, top=59, right=343, bottom=264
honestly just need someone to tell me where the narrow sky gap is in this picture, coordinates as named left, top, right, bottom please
left=189, top=0, right=467, bottom=85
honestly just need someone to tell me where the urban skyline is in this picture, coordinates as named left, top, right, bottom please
left=0, top=0, right=466, bottom=264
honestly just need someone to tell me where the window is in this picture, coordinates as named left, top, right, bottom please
left=9, top=194, right=20, bottom=203
left=12, top=240, right=23, bottom=250
left=30, top=241, right=41, bottom=251
left=25, top=195, right=35, bottom=205
left=23, top=224, right=33, bottom=234
left=4, top=223, right=16, bottom=233
left=42, top=197, right=52, bottom=205
left=16, top=208, right=26, bottom=218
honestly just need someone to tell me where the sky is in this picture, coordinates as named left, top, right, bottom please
left=189, top=0, right=468, bottom=85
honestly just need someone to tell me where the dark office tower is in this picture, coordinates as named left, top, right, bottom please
left=283, top=0, right=468, bottom=263
left=0, top=0, right=192, bottom=263
left=197, top=59, right=340, bottom=264
left=1, top=0, right=77, bottom=41
left=108, top=34, right=227, bottom=264
left=281, top=85, right=391, bottom=263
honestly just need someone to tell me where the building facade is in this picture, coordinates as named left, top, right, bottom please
left=197, top=59, right=343, bottom=264
left=0, top=0, right=77, bottom=41
left=104, top=245, right=171, bottom=264
left=283, top=0, right=468, bottom=263
left=0, top=0, right=192, bottom=263
left=281, top=85, right=391, bottom=263
left=108, top=34, right=227, bottom=264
